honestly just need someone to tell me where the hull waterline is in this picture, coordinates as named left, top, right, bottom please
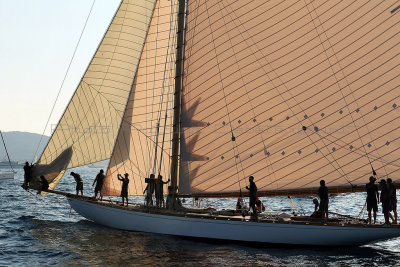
left=68, top=197, right=400, bottom=246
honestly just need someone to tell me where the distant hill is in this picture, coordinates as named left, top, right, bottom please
left=0, top=131, right=49, bottom=163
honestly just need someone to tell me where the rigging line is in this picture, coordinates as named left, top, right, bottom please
left=79, top=84, right=104, bottom=163
left=32, top=0, right=97, bottom=162
left=220, top=0, right=277, bottom=190
left=191, top=5, right=369, bottom=191
left=197, top=105, right=400, bottom=192
left=39, top=0, right=134, bottom=166
left=204, top=1, right=247, bottom=191
left=184, top=45, right=399, bottom=157
left=145, top=0, right=149, bottom=175
left=305, top=0, right=385, bottom=176
left=185, top=0, right=388, bottom=99
left=263, top=122, right=400, bottom=190
left=0, top=130, right=14, bottom=173
left=105, top=1, right=160, bottom=194
left=154, top=0, right=178, bottom=176
left=200, top=2, right=354, bottom=184
left=185, top=0, right=331, bottom=76
left=219, top=0, right=278, bottom=188
left=185, top=9, right=393, bottom=127
left=180, top=23, right=398, bottom=166
left=148, top=1, right=160, bottom=174
left=157, top=73, right=400, bottom=185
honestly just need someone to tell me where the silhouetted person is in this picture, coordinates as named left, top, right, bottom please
left=155, top=175, right=169, bottom=208
left=387, top=178, right=397, bottom=224
left=380, top=179, right=390, bottom=226
left=245, top=176, right=257, bottom=218
left=144, top=174, right=156, bottom=206
left=255, top=197, right=265, bottom=213
left=23, top=162, right=32, bottom=190
left=310, top=198, right=323, bottom=218
left=70, top=172, right=83, bottom=196
left=366, top=176, right=379, bottom=224
left=93, top=169, right=105, bottom=201
left=318, top=180, right=329, bottom=220
left=37, top=175, right=49, bottom=194
left=117, top=173, right=129, bottom=206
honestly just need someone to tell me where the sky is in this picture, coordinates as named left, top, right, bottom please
left=0, top=0, right=121, bottom=135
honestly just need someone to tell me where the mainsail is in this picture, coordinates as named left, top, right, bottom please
left=102, top=0, right=178, bottom=196
left=35, top=0, right=158, bottom=189
left=179, top=0, right=400, bottom=196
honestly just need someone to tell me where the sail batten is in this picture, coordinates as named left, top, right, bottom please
left=179, top=0, right=400, bottom=196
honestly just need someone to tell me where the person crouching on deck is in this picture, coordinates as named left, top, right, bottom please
left=117, top=173, right=129, bottom=206
left=255, top=197, right=265, bottom=212
left=37, top=175, right=49, bottom=194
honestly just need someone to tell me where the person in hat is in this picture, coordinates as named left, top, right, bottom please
left=379, top=179, right=390, bottom=226
left=117, top=173, right=130, bottom=206
left=245, top=176, right=258, bottom=218
left=366, top=176, right=379, bottom=224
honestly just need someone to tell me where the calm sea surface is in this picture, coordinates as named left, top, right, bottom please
left=1, top=168, right=399, bottom=266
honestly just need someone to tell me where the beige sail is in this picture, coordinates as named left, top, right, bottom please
left=102, top=0, right=177, bottom=196
left=179, top=0, right=400, bottom=196
left=36, top=0, right=158, bottom=188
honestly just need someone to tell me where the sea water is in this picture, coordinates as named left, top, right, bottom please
left=0, top=168, right=399, bottom=266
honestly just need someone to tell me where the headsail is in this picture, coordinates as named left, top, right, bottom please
left=179, top=0, right=400, bottom=196
left=35, top=0, right=158, bottom=189
left=102, top=0, right=178, bottom=196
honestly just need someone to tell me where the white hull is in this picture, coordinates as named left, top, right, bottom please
left=0, top=171, right=14, bottom=180
left=68, top=197, right=400, bottom=246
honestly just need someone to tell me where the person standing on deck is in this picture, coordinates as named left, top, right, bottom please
left=23, top=162, right=32, bottom=190
left=387, top=178, right=397, bottom=224
left=245, top=176, right=257, bottom=218
left=144, top=174, right=156, bottom=206
left=155, top=175, right=169, bottom=208
left=318, top=180, right=329, bottom=220
left=366, top=176, right=379, bottom=224
left=379, top=179, right=390, bottom=226
left=70, top=172, right=84, bottom=196
left=117, top=173, right=129, bottom=206
left=93, top=169, right=105, bottom=201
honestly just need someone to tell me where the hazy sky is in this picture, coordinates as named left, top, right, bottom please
left=0, top=0, right=121, bottom=135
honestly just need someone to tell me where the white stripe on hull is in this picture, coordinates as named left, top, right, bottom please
left=68, top=197, right=400, bottom=246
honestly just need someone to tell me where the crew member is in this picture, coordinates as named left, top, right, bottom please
left=366, top=176, right=379, bottom=224
left=93, top=169, right=105, bottom=201
left=117, top=173, right=129, bottom=206
left=70, top=172, right=84, bottom=196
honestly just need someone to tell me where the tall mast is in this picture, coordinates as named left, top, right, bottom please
left=169, top=0, right=186, bottom=205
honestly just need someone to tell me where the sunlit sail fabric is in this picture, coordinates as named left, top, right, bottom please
left=102, top=0, right=177, bottom=196
left=36, top=0, right=157, bottom=189
left=179, top=0, right=400, bottom=196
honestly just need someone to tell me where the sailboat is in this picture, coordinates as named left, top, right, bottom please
left=0, top=131, right=15, bottom=180
left=29, top=0, right=400, bottom=245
